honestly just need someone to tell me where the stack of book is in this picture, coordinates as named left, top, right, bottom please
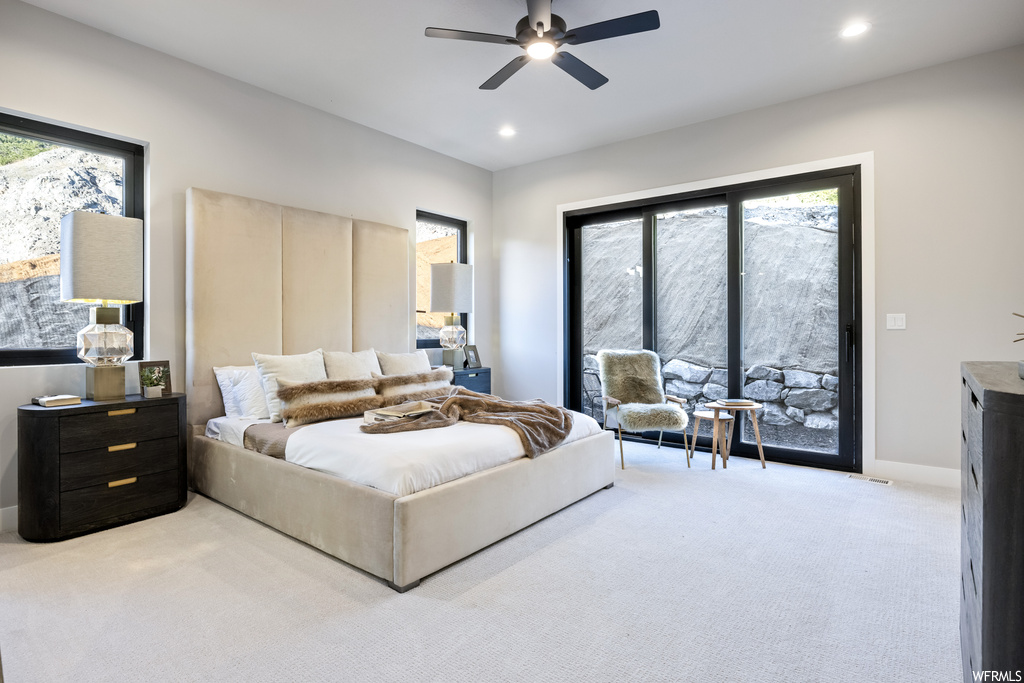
left=716, top=398, right=755, bottom=407
left=31, top=395, right=82, bottom=407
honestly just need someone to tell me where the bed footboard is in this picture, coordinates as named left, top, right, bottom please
left=392, top=430, right=615, bottom=588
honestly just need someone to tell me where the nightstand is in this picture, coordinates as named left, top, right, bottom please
left=18, top=393, right=187, bottom=541
left=453, top=367, right=490, bottom=394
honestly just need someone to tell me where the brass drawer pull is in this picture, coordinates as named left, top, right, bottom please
left=108, top=443, right=137, bottom=452
left=108, top=408, right=136, bottom=417
left=108, top=477, right=137, bottom=488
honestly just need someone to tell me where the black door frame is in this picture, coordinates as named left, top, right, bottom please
left=564, top=166, right=862, bottom=472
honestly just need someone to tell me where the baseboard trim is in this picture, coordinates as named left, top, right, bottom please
left=868, top=460, right=959, bottom=488
left=1, top=504, right=17, bottom=533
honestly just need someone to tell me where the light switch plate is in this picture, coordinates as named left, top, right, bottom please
left=886, top=313, right=906, bottom=330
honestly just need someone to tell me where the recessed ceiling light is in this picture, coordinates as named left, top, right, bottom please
left=840, top=21, right=871, bottom=38
left=499, top=126, right=516, bottom=137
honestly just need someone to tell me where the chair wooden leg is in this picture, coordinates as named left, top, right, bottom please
left=683, top=429, right=691, bottom=468
left=657, top=430, right=664, bottom=448
left=690, top=416, right=701, bottom=461
left=617, top=425, right=625, bottom=469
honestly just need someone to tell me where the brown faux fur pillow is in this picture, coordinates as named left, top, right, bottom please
left=277, top=378, right=383, bottom=427
left=374, top=367, right=455, bottom=406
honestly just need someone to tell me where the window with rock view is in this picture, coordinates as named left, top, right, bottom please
left=415, top=211, right=467, bottom=347
left=0, top=114, right=144, bottom=366
left=567, top=170, right=859, bottom=471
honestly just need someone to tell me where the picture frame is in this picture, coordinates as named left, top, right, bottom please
left=138, top=360, right=172, bottom=394
left=464, top=345, right=482, bottom=369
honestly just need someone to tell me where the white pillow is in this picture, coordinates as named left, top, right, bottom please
left=213, top=366, right=242, bottom=418
left=252, top=349, right=327, bottom=422
left=213, top=366, right=270, bottom=419
left=376, top=350, right=431, bottom=376
left=324, top=349, right=381, bottom=379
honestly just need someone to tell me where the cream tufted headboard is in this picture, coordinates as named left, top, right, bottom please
left=184, top=187, right=409, bottom=427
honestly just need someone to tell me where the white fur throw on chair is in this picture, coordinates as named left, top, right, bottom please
left=597, top=349, right=687, bottom=433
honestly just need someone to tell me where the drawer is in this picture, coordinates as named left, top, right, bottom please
left=60, top=469, right=180, bottom=532
left=60, top=404, right=178, bottom=453
left=454, top=369, right=490, bottom=393
left=60, top=437, right=179, bottom=492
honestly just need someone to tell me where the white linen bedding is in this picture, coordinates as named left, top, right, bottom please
left=205, top=416, right=272, bottom=447
left=286, top=411, right=601, bottom=496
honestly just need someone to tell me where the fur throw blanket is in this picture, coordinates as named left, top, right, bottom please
left=359, top=387, right=574, bottom=458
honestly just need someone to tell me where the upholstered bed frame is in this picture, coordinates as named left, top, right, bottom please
left=185, top=188, right=615, bottom=591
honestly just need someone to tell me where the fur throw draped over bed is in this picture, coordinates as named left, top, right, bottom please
left=360, top=388, right=574, bottom=458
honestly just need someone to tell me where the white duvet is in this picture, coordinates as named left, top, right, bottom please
left=284, top=411, right=601, bottom=497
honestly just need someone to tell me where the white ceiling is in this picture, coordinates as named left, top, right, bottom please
left=23, top=0, right=1024, bottom=171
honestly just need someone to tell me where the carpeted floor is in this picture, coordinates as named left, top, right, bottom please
left=0, top=441, right=960, bottom=682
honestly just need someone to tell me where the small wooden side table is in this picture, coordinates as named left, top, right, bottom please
left=705, top=401, right=767, bottom=469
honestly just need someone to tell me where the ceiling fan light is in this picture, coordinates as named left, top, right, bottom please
left=526, top=40, right=556, bottom=60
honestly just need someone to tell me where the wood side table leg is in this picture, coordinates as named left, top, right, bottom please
left=719, top=418, right=728, bottom=469
left=691, top=416, right=701, bottom=461
left=710, top=414, right=719, bottom=470
left=724, top=412, right=735, bottom=464
left=750, top=410, right=767, bottom=468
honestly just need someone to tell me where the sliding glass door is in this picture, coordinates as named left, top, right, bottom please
left=565, top=168, right=861, bottom=471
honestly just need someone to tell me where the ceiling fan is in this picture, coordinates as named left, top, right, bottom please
left=425, top=0, right=661, bottom=90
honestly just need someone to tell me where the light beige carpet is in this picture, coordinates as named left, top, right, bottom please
left=0, top=442, right=960, bottom=682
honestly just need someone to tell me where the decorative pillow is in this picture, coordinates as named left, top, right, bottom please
left=252, top=349, right=328, bottom=422
left=213, top=366, right=270, bottom=419
left=324, top=349, right=381, bottom=379
left=375, top=366, right=454, bottom=406
left=276, top=378, right=382, bottom=427
left=376, top=350, right=431, bottom=376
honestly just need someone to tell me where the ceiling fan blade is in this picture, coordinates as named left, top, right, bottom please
left=562, top=10, right=660, bottom=45
left=425, top=27, right=518, bottom=45
left=527, top=0, right=552, bottom=34
left=480, top=55, right=531, bottom=90
left=552, top=52, right=608, bottom=90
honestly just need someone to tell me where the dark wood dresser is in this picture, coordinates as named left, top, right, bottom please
left=960, top=362, right=1024, bottom=680
left=18, top=393, right=187, bottom=541
left=453, top=367, right=490, bottom=394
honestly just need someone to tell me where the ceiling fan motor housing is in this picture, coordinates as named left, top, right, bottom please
left=516, top=14, right=567, bottom=44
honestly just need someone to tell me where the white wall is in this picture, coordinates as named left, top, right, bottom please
left=492, top=44, right=1024, bottom=481
left=0, top=0, right=493, bottom=526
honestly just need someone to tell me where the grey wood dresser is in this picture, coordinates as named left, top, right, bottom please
left=960, top=362, right=1024, bottom=681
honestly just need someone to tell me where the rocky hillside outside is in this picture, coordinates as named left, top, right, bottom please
left=582, top=200, right=841, bottom=453
left=416, top=220, right=459, bottom=340
left=0, top=140, right=124, bottom=349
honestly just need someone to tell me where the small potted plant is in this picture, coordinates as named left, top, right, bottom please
left=140, top=366, right=164, bottom=398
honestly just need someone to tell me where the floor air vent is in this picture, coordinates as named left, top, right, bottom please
left=849, top=474, right=892, bottom=485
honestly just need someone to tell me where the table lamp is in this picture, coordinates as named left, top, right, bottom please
left=60, top=211, right=143, bottom=400
left=430, top=262, right=473, bottom=369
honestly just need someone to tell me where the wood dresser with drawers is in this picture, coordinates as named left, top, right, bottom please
left=960, top=362, right=1024, bottom=681
left=18, top=393, right=187, bottom=541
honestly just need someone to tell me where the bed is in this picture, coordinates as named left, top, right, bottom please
left=185, top=188, right=615, bottom=591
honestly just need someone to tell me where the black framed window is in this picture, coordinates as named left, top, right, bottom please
left=415, top=210, right=468, bottom=349
left=565, top=167, right=861, bottom=472
left=0, top=112, right=145, bottom=367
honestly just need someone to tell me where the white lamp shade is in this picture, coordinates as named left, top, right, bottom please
left=430, top=262, right=473, bottom=313
left=60, top=211, right=143, bottom=304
